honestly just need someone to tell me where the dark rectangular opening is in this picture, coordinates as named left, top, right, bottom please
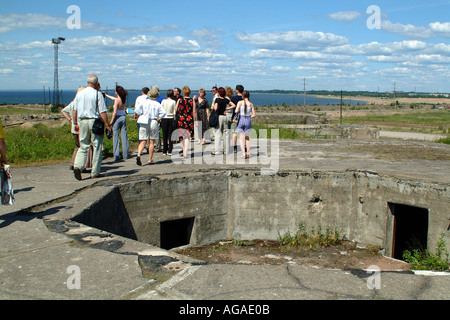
left=160, top=217, right=195, bottom=250
left=389, top=203, right=429, bottom=260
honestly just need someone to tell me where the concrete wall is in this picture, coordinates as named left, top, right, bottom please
left=73, top=187, right=138, bottom=241
left=267, top=124, right=380, bottom=139
left=351, top=172, right=450, bottom=256
left=228, top=171, right=449, bottom=254
left=117, top=173, right=228, bottom=247
left=228, top=172, right=354, bottom=241
left=73, top=170, right=449, bottom=255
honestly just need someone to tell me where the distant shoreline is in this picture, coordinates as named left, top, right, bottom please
left=312, top=94, right=449, bottom=106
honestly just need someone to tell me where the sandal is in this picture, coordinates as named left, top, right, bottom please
left=73, top=167, right=82, bottom=181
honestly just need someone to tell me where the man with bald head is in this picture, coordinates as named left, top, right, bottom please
left=72, top=74, right=112, bottom=180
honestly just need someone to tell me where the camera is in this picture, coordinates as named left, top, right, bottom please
left=106, top=128, right=113, bottom=139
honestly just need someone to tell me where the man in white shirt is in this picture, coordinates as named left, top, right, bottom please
left=135, top=87, right=166, bottom=165
left=134, top=87, right=150, bottom=115
left=72, top=74, right=112, bottom=180
left=134, top=87, right=150, bottom=144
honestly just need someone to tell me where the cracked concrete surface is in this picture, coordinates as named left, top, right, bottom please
left=0, top=138, right=449, bottom=300
left=141, top=263, right=449, bottom=300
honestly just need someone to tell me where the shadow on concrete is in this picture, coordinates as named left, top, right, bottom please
left=0, top=205, right=65, bottom=229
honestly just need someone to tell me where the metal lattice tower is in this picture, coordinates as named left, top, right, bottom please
left=52, top=37, right=65, bottom=106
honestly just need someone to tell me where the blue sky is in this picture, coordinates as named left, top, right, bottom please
left=0, top=0, right=449, bottom=92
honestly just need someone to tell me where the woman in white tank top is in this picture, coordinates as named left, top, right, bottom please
left=234, top=91, right=256, bottom=159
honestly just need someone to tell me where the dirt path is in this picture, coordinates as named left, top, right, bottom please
left=380, top=131, right=447, bottom=141
left=176, top=240, right=411, bottom=272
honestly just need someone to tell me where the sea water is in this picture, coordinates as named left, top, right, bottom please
left=0, top=89, right=366, bottom=107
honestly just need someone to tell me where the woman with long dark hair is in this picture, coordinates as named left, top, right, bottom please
left=193, top=88, right=209, bottom=145
left=212, top=87, right=235, bottom=155
left=106, top=86, right=130, bottom=161
left=234, top=90, right=255, bottom=159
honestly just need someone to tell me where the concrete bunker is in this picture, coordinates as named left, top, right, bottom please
left=72, top=170, right=449, bottom=262
left=388, top=203, right=429, bottom=260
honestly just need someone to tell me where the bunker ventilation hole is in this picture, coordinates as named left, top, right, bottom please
left=389, top=203, right=429, bottom=261
left=160, top=217, right=195, bottom=250
left=310, top=194, right=323, bottom=204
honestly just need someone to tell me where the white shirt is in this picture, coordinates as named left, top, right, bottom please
left=135, top=96, right=151, bottom=124
left=238, top=101, right=252, bottom=117
left=148, top=99, right=166, bottom=120
left=61, top=101, right=77, bottom=134
left=73, top=87, right=107, bottom=119
left=161, top=99, right=175, bottom=119
left=135, top=98, right=166, bottom=123
left=134, top=94, right=148, bottom=112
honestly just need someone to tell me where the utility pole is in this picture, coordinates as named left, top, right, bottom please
left=43, top=86, right=46, bottom=114
left=393, top=82, right=397, bottom=109
left=340, top=90, right=343, bottom=125
left=52, top=37, right=65, bottom=107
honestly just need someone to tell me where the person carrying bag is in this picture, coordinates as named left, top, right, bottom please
left=72, top=74, right=112, bottom=180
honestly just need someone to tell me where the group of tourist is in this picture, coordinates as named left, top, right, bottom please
left=210, top=85, right=256, bottom=159
left=64, top=74, right=256, bottom=181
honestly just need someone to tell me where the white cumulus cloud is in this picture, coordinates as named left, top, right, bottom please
left=381, top=21, right=434, bottom=39
left=328, top=11, right=361, bottom=22
left=429, top=21, right=450, bottom=37
left=237, top=31, right=349, bottom=51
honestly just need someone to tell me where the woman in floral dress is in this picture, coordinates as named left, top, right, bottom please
left=175, top=86, right=197, bottom=158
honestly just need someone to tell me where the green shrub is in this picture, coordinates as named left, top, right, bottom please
left=4, top=117, right=139, bottom=165
left=5, top=124, right=74, bottom=165
left=403, top=234, right=449, bottom=271
left=436, top=136, right=450, bottom=145
left=279, top=222, right=344, bottom=249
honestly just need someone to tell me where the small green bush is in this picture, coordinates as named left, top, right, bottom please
left=279, top=222, right=344, bottom=249
left=5, top=124, right=74, bottom=164
left=403, top=234, right=449, bottom=271
left=436, top=136, right=450, bottom=145
left=4, top=117, right=139, bottom=165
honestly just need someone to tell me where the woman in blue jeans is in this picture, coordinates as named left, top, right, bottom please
left=106, top=86, right=130, bottom=161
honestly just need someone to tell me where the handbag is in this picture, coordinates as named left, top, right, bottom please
left=232, top=112, right=240, bottom=124
left=172, top=112, right=179, bottom=129
left=92, top=91, right=105, bottom=136
left=92, top=118, right=104, bottom=135
left=1, top=164, right=15, bottom=206
left=209, top=109, right=219, bottom=128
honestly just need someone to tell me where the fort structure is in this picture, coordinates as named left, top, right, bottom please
left=1, top=113, right=449, bottom=300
